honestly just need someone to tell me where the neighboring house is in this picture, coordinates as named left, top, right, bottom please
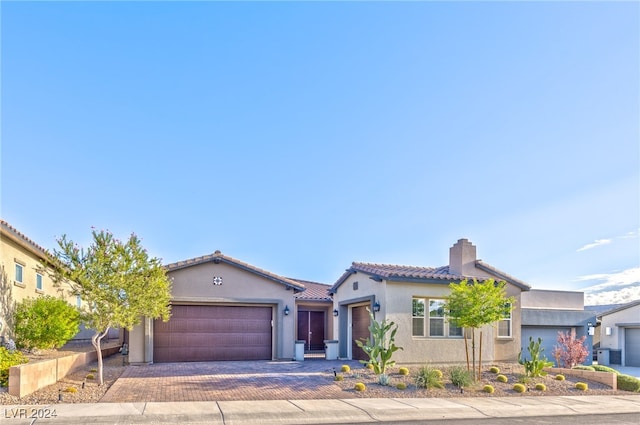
left=0, top=220, right=75, bottom=343
left=520, top=289, right=596, bottom=366
left=329, top=239, right=531, bottom=364
left=597, top=300, right=640, bottom=367
left=128, top=250, right=336, bottom=364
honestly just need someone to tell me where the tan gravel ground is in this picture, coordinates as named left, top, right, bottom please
left=331, top=362, right=627, bottom=398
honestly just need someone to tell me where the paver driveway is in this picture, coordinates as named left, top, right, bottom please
left=100, top=359, right=364, bottom=402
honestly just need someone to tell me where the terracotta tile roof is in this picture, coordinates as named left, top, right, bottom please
left=330, top=260, right=530, bottom=293
left=1, top=219, right=52, bottom=262
left=164, top=250, right=306, bottom=292
left=350, top=262, right=459, bottom=281
left=291, top=279, right=332, bottom=301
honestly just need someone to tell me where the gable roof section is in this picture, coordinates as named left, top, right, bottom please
left=291, top=278, right=332, bottom=302
left=330, top=260, right=530, bottom=294
left=1, top=219, right=53, bottom=264
left=597, top=299, right=640, bottom=319
left=165, top=250, right=306, bottom=292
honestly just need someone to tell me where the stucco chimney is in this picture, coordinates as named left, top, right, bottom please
left=449, top=239, right=477, bottom=276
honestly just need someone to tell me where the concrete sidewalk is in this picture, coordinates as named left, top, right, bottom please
left=2, top=395, right=639, bottom=425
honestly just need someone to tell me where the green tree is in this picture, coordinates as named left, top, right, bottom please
left=14, top=295, right=80, bottom=350
left=50, top=229, right=172, bottom=385
left=444, top=279, right=515, bottom=381
left=355, top=308, right=403, bottom=385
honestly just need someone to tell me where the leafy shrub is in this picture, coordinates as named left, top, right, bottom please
left=552, top=331, right=589, bottom=368
left=575, top=382, right=588, bottom=391
left=617, top=374, right=640, bottom=392
left=496, top=374, right=508, bottom=383
left=555, top=374, right=565, bottom=381
left=513, top=383, right=526, bottom=393
left=396, top=382, right=407, bottom=390
left=535, top=383, right=546, bottom=391
left=0, top=347, right=28, bottom=387
left=489, top=366, right=500, bottom=374
left=415, top=365, right=444, bottom=389
left=449, top=366, right=473, bottom=388
left=483, top=385, right=495, bottom=393
left=519, top=336, right=553, bottom=377
left=591, top=365, right=620, bottom=374
left=572, top=365, right=595, bottom=371
left=86, top=374, right=95, bottom=380
left=14, top=296, right=80, bottom=350
left=334, top=375, right=344, bottom=381
left=341, top=365, right=351, bottom=373
left=354, top=382, right=366, bottom=391
left=398, top=367, right=409, bottom=376
left=64, top=387, right=78, bottom=393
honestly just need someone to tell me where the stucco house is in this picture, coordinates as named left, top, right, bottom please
left=128, top=250, right=335, bottom=363
left=597, top=300, right=640, bottom=367
left=329, top=239, right=531, bottom=364
left=0, top=220, right=76, bottom=343
left=520, top=289, right=596, bottom=366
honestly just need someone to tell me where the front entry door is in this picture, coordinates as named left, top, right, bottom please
left=297, top=311, right=325, bottom=351
left=352, top=306, right=370, bottom=361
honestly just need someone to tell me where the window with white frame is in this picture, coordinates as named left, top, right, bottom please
left=36, top=273, right=43, bottom=291
left=412, top=297, right=463, bottom=338
left=498, top=302, right=512, bottom=338
left=76, top=295, right=82, bottom=308
left=15, top=263, right=24, bottom=284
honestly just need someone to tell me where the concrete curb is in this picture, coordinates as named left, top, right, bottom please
left=2, top=395, right=639, bottom=424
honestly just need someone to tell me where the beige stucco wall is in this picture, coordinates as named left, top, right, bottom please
left=521, top=289, right=584, bottom=310
left=331, top=272, right=385, bottom=359
left=599, top=304, right=640, bottom=351
left=130, top=261, right=298, bottom=363
left=0, top=235, right=76, bottom=341
left=331, top=268, right=524, bottom=364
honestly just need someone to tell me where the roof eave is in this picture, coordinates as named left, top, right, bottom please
left=475, top=260, right=531, bottom=291
left=165, top=254, right=305, bottom=292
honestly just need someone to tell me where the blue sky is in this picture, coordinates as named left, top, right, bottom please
left=2, top=1, right=638, bottom=294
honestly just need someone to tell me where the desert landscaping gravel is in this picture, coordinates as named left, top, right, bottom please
left=1, top=353, right=627, bottom=405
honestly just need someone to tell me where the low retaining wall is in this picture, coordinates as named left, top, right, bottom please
left=9, top=343, right=121, bottom=398
left=545, top=367, right=617, bottom=390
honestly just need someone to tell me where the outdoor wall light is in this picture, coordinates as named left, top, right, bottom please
left=284, top=305, right=290, bottom=316
left=373, top=301, right=381, bottom=312
left=333, top=309, right=339, bottom=317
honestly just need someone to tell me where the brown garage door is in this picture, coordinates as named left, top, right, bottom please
left=352, top=306, right=371, bottom=361
left=154, top=305, right=272, bottom=362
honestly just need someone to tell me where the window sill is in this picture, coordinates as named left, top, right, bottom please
left=497, top=336, right=514, bottom=341
left=13, top=281, right=25, bottom=288
left=412, top=336, right=465, bottom=340
left=35, top=289, right=44, bottom=294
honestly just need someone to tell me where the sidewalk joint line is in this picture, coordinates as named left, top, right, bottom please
left=216, top=401, right=226, bottom=425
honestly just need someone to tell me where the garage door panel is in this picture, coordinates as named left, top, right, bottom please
left=625, top=328, right=640, bottom=367
left=154, top=305, right=273, bottom=362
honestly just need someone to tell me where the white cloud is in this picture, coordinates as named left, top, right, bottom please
left=576, top=229, right=638, bottom=252
left=577, top=239, right=612, bottom=252
left=577, top=267, right=640, bottom=291
left=618, top=229, right=639, bottom=239
left=584, top=284, right=640, bottom=306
